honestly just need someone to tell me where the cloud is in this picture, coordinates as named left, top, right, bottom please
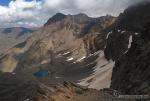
left=0, top=0, right=147, bottom=28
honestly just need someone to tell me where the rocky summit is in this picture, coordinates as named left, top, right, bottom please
left=0, top=1, right=150, bottom=101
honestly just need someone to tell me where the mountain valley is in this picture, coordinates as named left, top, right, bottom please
left=0, top=1, right=150, bottom=101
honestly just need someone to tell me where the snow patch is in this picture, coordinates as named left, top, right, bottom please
left=106, top=31, right=112, bottom=39
left=121, top=31, right=126, bottom=34
left=128, top=35, right=133, bottom=49
left=135, top=32, right=139, bottom=35
left=62, top=52, right=70, bottom=55
left=55, top=77, right=63, bottom=79
left=124, top=35, right=133, bottom=54
left=58, top=53, right=62, bottom=56
left=124, top=50, right=128, bottom=54
left=104, top=43, right=107, bottom=49
left=24, top=99, right=30, bottom=101
left=118, top=29, right=121, bottom=32
left=41, top=59, right=50, bottom=64
left=76, top=56, right=86, bottom=62
left=89, top=50, right=102, bottom=57
left=12, top=72, right=16, bottom=75
left=86, top=62, right=96, bottom=67
left=66, top=57, right=74, bottom=61
left=73, top=61, right=77, bottom=64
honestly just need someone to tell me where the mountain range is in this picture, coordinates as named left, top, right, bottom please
left=0, top=27, right=37, bottom=53
left=0, top=1, right=149, bottom=101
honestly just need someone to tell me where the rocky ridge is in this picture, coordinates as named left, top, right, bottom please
left=104, top=2, right=150, bottom=94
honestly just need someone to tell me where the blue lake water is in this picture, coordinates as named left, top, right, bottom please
left=34, top=69, right=49, bottom=78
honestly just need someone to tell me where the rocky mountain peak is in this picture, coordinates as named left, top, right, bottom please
left=45, top=13, right=98, bottom=27
left=75, top=13, right=89, bottom=17
left=73, top=13, right=90, bottom=21
left=44, top=13, right=66, bottom=25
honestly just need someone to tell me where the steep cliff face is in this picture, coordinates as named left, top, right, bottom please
left=104, top=2, right=150, bottom=94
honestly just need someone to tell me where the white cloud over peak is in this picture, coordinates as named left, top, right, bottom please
left=0, top=0, right=147, bottom=28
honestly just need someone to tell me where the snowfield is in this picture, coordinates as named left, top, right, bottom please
left=78, top=51, right=115, bottom=90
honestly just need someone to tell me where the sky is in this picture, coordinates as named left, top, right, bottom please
left=0, top=0, right=147, bottom=28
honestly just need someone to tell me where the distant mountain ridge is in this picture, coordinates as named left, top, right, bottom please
left=1, top=27, right=33, bottom=38
left=0, top=27, right=37, bottom=53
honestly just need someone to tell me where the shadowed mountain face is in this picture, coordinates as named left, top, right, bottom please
left=0, top=27, right=36, bottom=53
left=113, top=2, right=150, bottom=32
left=105, top=2, right=150, bottom=94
